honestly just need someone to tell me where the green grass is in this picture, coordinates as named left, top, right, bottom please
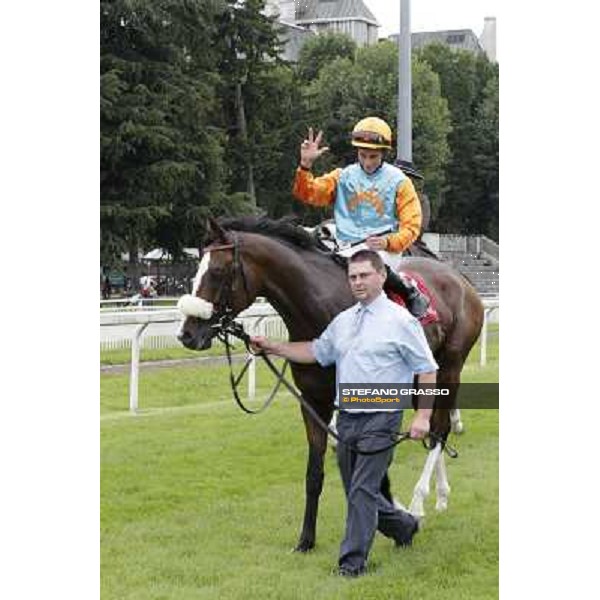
left=101, top=328, right=498, bottom=599
left=100, top=339, right=253, bottom=366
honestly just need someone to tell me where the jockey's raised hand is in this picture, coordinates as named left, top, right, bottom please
left=300, top=127, right=329, bottom=170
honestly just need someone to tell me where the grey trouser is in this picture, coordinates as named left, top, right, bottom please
left=336, top=410, right=416, bottom=571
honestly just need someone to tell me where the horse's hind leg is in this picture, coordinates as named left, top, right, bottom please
left=409, top=361, right=462, bottom=516
left=429, top=363, right=464, bottom=513
left=409, top=443, right=442, bottom=518
left=295, top=403, right=331, bottom=552
left=450, top=408, right=464, bottom=434
left=435, top=452, right=450, bottom=511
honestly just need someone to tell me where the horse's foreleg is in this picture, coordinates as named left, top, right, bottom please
left=295, top=406, right=329, bottom=553
left=434, top=452, right=451, bottom=511
left=409, top=444, right=442, bottom=518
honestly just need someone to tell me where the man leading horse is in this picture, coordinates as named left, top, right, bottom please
left=250, top=249, right=437, bottom=577
left=293, top=116, right=429, bottom=318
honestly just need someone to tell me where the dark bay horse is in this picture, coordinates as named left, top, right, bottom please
left=178, top=216, right=484, bottom=550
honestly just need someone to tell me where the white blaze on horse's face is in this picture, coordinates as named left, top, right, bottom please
left=176, top=251, right=215, bottom=320
left=192, top=251, right=211, bottom=295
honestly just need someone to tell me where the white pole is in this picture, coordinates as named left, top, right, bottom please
left=248, top=316, right=266, bottom=400
left=480, top=309, right=489, bottom=367
left=397, top=0, right=412, bottom=161
left=130, top=323, right=149, bottom=413
left=248, top=354, right=256, bottom=400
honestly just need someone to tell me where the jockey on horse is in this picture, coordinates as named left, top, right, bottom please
left=293, top=116, right=430, bottom=318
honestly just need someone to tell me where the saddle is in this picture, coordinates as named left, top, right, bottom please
left=310, top=221, right=440, bottom=325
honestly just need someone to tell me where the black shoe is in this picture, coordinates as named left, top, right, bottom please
left=336, top=565, right=366, bottom=578
left=384, top=267, right=429, bottom=319
left=405, top=291, right=429, bottom=319
left=395, top=516, right=420, bottom=548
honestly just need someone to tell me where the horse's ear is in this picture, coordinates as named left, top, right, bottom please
left=207, top=217, right=228, bottom=242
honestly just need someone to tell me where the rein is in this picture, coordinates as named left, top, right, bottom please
left=202, top=234, right=457, bottom=459
left=216, top=314, right=457, bottom=459
left=214, top=312, right=288, bottom=415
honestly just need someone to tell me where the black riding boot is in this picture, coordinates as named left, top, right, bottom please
left=384, top=266, right=430, bottom=318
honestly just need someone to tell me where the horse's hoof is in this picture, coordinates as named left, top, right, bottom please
left=435, top=500, right=448, bottom=512
left=293, top=541, right=314, bottom=553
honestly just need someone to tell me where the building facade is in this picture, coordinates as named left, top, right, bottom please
left=265, top=0, right=379, bottom=59
left=264, top=2, right=497, bottom=64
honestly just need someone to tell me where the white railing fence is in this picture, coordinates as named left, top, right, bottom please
left=100, top=297, right=180, bottom=311
left=101, top=298, right=499, bottom=413
left=100, top=298, right=286, bottom=351
left=101, top=302, right=289, bottom=412
left=480, top=298, right=499, bottom=367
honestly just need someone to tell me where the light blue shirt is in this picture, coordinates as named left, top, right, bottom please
left=334, top=162, right=405, bottom=243
left=311, top=292, right=438, bottom=410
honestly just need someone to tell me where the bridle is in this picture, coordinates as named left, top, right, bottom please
left=199, top=233, right=287, bottom=415
left=203, top=233, right=252, bottom=323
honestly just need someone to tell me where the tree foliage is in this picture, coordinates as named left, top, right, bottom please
left=296, top=32, right=357, bottom=82
left=244, top=65, right=309, bottom=218
left=212, top=0, right=285, bottom=203
left=101, top=9, right=499, bottom=269
left=416, top=44, right=499, bottom=238
left=100, top=0, right=227, bottom=268
left=471, top=73, right=499, bottom=241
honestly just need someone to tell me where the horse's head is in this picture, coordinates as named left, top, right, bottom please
left=177, top=219, right=257, bottom=350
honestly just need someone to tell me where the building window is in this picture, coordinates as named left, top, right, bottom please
left=447, top=34, right=465, bottom=44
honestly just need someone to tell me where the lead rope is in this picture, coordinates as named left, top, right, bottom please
left=215, top=315, right=286, bottom=415
left=216, top=316, right=458, bottom=458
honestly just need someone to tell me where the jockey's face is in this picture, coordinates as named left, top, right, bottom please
left=348, top=260, right=386, bottom=304
left=357, top=149, right=384, bottom=174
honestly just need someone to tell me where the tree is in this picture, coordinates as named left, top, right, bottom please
left=243, top=65, right=310, bottom=218
left=213, top=0, right=284, bottom=205
left=470, top=72, right=499, bottom=240
left=417, top=44, right=498, bottom=236
left=297, top=32, right=357, bottom=82
left=100, top=0, right=227, bottom=272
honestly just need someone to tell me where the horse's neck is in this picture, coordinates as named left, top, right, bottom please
left=245, top=235, right=352, bottom=340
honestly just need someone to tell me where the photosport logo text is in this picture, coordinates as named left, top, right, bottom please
left=337, top=383, right=499, bottom=410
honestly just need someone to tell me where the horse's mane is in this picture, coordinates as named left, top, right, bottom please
left=213, top=215, right=321, bottom=251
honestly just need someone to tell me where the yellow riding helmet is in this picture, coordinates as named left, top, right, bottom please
left=351, top=117, right=392, bottom=150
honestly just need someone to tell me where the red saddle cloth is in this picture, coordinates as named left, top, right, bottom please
left=386, top=270, right=440, bottom=326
